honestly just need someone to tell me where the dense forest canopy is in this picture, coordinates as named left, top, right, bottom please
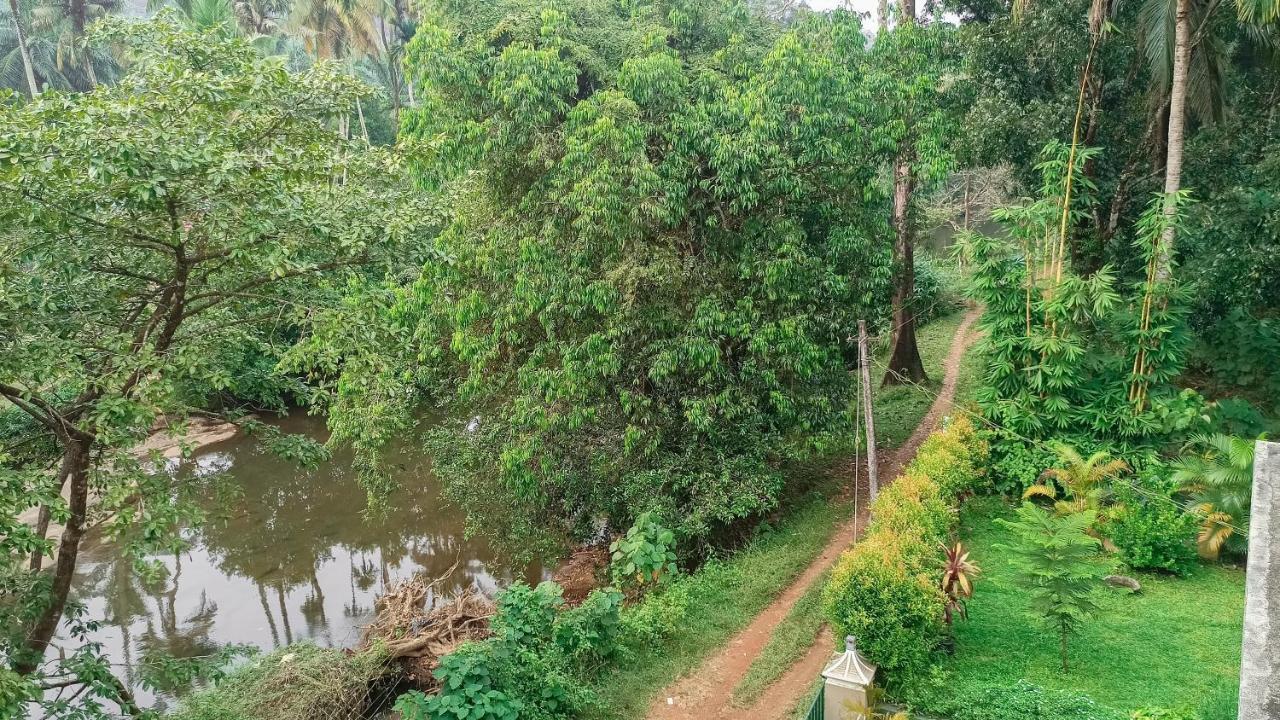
left=0, top=0, right=1277, bottom=716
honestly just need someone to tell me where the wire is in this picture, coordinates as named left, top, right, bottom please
left=868, top=353, right=1251, bottom=537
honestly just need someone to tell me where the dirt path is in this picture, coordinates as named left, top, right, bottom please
left=646, top=307, right=981, bottom=720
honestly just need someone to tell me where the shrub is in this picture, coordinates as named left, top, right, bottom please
left=492, top=582, right=562, bottom=647
left=1106, top=472, right=1198, bottom=576
left=910, top=417, right=989, bottom=497
left=609, top=511, right=679, bottom=591
left=823, top=417, right=985, bottom=680
left=922, top=679, right=1128, bottom=720
left=987, top=433, right=1057, bottom=495
left=398, top=580, right=613, bottom=720
left=553, top=588, right=623, bottom=668
left=824, top=532, right=944, bottom=675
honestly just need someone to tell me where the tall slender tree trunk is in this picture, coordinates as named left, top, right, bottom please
left=878, top=0, right=889, bottom=33
left=8, top=0, right=39, bottom=98
left=883, top=0, right=926, bottom=386
left=1157, top=0, right=1191, bottom=282
left=71, top=0, right=96, bottom=88
left=885, top=158, right=927, bottom=385
left=356, top=97, right=369, bottom=144
left=15, top=437, right=92, bottom=675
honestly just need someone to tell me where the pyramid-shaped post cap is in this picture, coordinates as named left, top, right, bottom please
left=821, top=635, right=877, bottom=689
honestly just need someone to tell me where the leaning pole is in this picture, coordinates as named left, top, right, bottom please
left=1239, top=440, right=1277, bottom=719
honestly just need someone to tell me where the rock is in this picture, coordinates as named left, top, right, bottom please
left=1105, top=574, right=1141, bottom=593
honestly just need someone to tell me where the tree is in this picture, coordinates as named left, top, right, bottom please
left=301, top=3, right=893, bottom=560
left=5, top=0, right=39, bottom=95
left=0, top=17, right=430, bottom=713
left=1140, top=0, right=1280, bottom=280
left=1022, top=444, right=1128, bottom=516
left=996, top=503, right=1104, bottom=672
left=1171, top=433, right=1256, bottom=559
left=876, top=4, right=953, bottom=386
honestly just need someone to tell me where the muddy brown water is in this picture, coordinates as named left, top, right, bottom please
left=63, top=413, right=543, bottom=712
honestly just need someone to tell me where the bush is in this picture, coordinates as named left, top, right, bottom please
left=1106, top=472, right=1198, bottom=576
left=823, top=417, right=985, bottom=680
left=823, top=532, right=944, bottom=675
left=921, top=679, right=1128, bottom=720
left=398, top=580, right=616, bottom=720
left=987, top=434, right=1057, bottom=495
left=609, top=511, right=678, bottom=591
left=553, top=588, right=623, bottom=667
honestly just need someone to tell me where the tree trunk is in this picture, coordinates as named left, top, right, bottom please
left=71, top=0, right=97, bottom=88
left=356, top=97, right=369, bottom=144
left=884, top=158, right=928, bottom=386
left=15, top=437, right=92, bottom=675
left=878, top=0, right=889, bottom=33
left=8, top=0, right=39, bottom=98
left=1157, top=0, right=1191, bottom=282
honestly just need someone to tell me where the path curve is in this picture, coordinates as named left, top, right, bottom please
left=646, top=307, right=982, bottom=720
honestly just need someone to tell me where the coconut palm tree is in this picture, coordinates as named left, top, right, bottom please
left=30, top=0, right=120, bottom=88
left=1023, top=443, right=1129, bottom=516
left=4, top=0, right=40, bottom=95
left=1139, top=0, right=1280, bottom=279
left=1172, top=433, right=1257, bottom=560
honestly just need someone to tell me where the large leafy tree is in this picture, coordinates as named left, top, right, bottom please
left=0, top=17, right=430, bottom=714
left=299, top=1, right=894, bottom=560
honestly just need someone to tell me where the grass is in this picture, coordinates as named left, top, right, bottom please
left=589, top=494, right=851, bottom=719
left=871, top=309, right=971, bottom=448
left=932, top=497, right=1246, bottom=716
left=729, top=568, right=830, bottom=707
left=170, top=643, right=394, bottom=720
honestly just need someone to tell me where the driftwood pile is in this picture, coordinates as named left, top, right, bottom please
left=360, top=566, right=494, bottom=687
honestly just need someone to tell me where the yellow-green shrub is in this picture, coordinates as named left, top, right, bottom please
left=823, top=417, right=986, bottom=679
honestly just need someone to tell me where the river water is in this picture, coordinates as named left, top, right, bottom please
left=64, top=413, right=541, bottom=711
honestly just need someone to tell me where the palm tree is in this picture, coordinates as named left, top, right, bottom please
left=30, top=0, right=119, bottom=89
left=1172, top=433, right=1257, bottom=560
left=1023, top=444, right=1129, bottom=516
left=4, top=0, right=40, bottom=96
left=288, top=0, right=378, bottom=140
left=1139, top=0, right=1280, bottom=280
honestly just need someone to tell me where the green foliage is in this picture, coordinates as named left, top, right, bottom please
left=169, top=644, right=392, bottom=720
left=1171, top=434, right=1256, bottom=560
left=920, top=679, right=1128, bottom=720
left=921, top=498, right=1245, bottom=715
left=403, top=580, right=622, bottom=720
left=823, top=418, right=986, bottom=680
left=609, top=511, right=678, bottom=591
left=1191, top=310, right=1280, bottom=414
left=308, top=2, right=899, bottom=559
left=1106, top=471, right=1199, bottom=576
left=996, top=503, right=1105, bottom=672
left=967, top=144, right=1193, bottom=443
left=0, top=17, right=428, bottom=716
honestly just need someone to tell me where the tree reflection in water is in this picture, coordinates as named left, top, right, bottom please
left=66, top=413, right=544, bottom=707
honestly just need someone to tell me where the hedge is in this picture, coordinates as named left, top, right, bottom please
left=822, top=416, right=987, bottom=679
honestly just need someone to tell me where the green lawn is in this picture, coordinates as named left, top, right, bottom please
left=936, top=497, right=1245, bottom=717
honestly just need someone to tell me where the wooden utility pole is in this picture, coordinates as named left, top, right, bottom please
left=858, top=320, right=879, bottom=500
